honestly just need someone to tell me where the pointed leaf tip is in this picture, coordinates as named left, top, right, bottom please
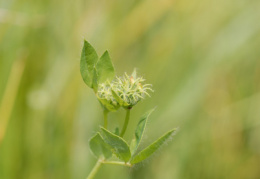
left=130, top=128, right=177, bottom=164
left=95, top=50, right=115, bottom=84
left=130, top=108, right=156, bottom=155
left=80, top=40, right=98, bottom=88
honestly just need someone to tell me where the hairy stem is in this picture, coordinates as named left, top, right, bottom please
left=86, top=159, right=132, bottom=179
left=101, top=161, right=132, bottom=167
left=120, top=109, right=131, bottom=137
left=103, top=110, right=108, bottom=129
left=86, top=160, right=102, bottom=179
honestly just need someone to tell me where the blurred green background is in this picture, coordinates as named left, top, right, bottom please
left=1, top=0, right=260, bottom=178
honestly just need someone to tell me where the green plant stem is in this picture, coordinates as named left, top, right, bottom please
left=103, top=110, right=108, bottom=129
left=120, top=109, right=131, bottom=137
left=101, top=161, right=132, bottom=167
left=86, top=159, right=132, bottom=179
left=86, top=160, right=102, bottom=179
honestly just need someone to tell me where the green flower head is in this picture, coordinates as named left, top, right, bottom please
left=97, top=69, right=153, bottom=111
left=112, top=70, right=153, bottom=109
left=96, top=81, right=120, bottom=112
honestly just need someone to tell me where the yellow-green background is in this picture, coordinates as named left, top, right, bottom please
left=1, top=0, right=260, bottom=178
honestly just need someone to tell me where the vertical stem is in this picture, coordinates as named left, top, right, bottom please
left=120, top=109, right=131, bottom=137
left=86, top=160, right=102, bottom=179
left=103, top=110, right=108, bottom=129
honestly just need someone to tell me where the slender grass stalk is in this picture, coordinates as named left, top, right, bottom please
left=86, top=160, right=102, bottom=179
left=120, top=109, right=131, bottom=137
left=103, top=110, right=108, bottom=129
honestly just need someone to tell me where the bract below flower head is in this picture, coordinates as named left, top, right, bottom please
left=96, top=81, right=119, bottom=112
left=111, top=71, right=153, bottom=109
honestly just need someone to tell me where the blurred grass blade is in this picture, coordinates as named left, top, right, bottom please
left=0, top=53, right=27, bottom=143
left=80, top=40, right=98, bottom=88
left=100, top=127, right=131, bottom=162
left=130, top=108, right=155, bottom=154
left=89, top=133, right=112, bottom=159
left=130, top=129, right=177, bottom=164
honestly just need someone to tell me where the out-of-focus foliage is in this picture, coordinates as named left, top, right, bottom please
left=0, top=0, right=260, bottom=178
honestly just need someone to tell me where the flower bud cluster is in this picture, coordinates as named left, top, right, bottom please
left=97, top=82, right=119, bottom=107
left=96, top=71, right=153, bottom=111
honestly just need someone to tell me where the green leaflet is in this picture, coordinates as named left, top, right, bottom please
left=96, top=51, right=115, bottom=83
left=130, top=129, right=177, bottom=164
left=93, top=51, right=115, bottom=92
left=100, top=127, right=131, bottom=162
left=89, top=133, right=112, bottom=159
left=130, top=108, right=155, bottom=155
left=80, top=40, right=98, bottom=88
left=92, top=67, right=99, bottom=92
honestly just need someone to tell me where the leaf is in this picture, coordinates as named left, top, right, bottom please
left=89, top=133, right=112, bottom=159
left=92, top=67, right=99, bottom=92
left=100, top=127, right=131, bottom=162
left=95, top=51, right=115, bottom=84
left=130, top=129, right=177, bottom=164
left=80, top=40, right=99, bottom=88
left=130, top=108, right=155, bottom=155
